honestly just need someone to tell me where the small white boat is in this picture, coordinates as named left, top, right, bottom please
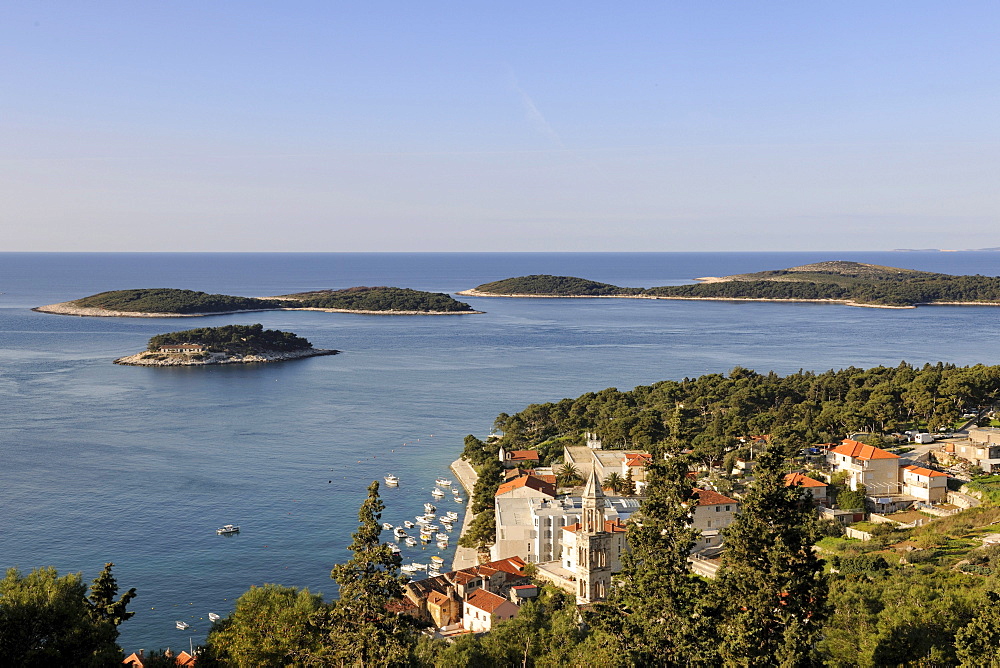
left=435, top=478, right=452, bottom=486
left=425, top=524, right=438, bottom=531
left=387, top=542, right=401, bottom=554
left=451, top=487, right=460, bottom=495
left=436, top=540, right=449, bottom=549
left=393, top=527, right=407, bottom=538
left=430, top=555, right=445, bottom=564
left=424, top=503, right=437, bottom=513
left=454, top=497, right=464, bottom=503
left=416, top=514, right=430, bottom=522
left=445, top=511, right=459, bottom=520
left=435, top=532, right=448, bottom=541
left=382, top=522, right=393, bottom=531
left=403, top=520, right=415, bottom=528
left=420, top=533, right=432, bottom=543
left=208, top=612, right=221, bottom=623
left=411, top=562, right=428, bottom=571
left=216, top=524, right=240, bottom=535
left=401, top=564, right=417, bottom=573
left=404, top=536, right=417, bottom=547
left=431, top=487, right=445, bottom=497
left=176, top=621, right=190, bottom=630
left=384, top=474, right=399, bottom=486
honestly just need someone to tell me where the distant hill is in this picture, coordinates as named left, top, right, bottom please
left=148, top=323, right=312, bottom=354
left=467, top=262, right=1000, bottom=308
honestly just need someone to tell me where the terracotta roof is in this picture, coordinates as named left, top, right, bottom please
left=466, top=588, right=511, bottom=614
left=903, top=465, right=948, bottom=478
left=830, top=439, right=899, bottom=460
left=484, top=555, right=528, bottom=577
left=451, top=571, right=481, bottom=585
left=495, top=474, right=556, bottom=498
left=693, top=488, right=738, bottom=506
left=562, top=522, right=581, bottom=532
left=625, top=453, right=653, bottom=467
left=507, top=450, right=540, bottom=461
left=784, top=473, right=828, bottom=488
left=427, top=590, right=453, bottom=607
left=561, top=519, right=627, bottom=533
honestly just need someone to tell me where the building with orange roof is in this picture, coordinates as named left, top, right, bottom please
left=499, top=447, right=540, bottom=468
left=494, top=474, right=556, bottom=501
left=124, top=649, right=196, bottom=667
left=784, top=472, right=829, bottom=505
left=827, top=439, right=901, bottom=495
left=691, top=488, right=740, bottom=551
left=900, top=464, right=949, bottom=503
left=462, top=588, right=520, bottom=632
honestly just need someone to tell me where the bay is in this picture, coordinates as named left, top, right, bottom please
left=1, top=251, right=999, bottom=650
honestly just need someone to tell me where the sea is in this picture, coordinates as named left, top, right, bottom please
left=2, top=251, right=1000, bottom=651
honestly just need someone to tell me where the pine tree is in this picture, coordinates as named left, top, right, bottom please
left=955, top=590, right=1000, bottom=667
left=714, top=440, right=828, bottom=667
left=86, top=562, right=136, bottom=628
left=311, top=481, right=420, bottom=666
left=598, top=449, right=716, bottom=666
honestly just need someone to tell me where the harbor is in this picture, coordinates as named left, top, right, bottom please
left=449, top=458, right=479, bottom=571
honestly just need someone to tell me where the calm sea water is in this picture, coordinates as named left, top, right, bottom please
left=2, top=251, right=1000, bottom=650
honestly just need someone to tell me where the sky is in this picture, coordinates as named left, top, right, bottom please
left=2, top=2, right=999, bottom=252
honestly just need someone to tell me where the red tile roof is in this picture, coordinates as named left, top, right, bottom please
left=784, top=472, right=828, bottom=488
left=495, top=474, right=556, bottom=498
left=903, top=465, right=948, bottom=478
left=625, top=453, right=653, bottom=467
left=693, top=488, right=738, bottom=506
left=830, top=439, right=899, bottom=460
left=466, top=588, right=511, bottom=614
left=483, top=556, right=528, bottom=578
left=507, top=450, right=540, bottom=462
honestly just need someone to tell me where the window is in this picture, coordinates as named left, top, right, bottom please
left=725, top=505, right=731, bottom=511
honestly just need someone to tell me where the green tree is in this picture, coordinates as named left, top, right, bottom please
left=598, top=451, right=715, bottom=665
left=602, top=471, right=626, bottom=495
left=310, top=481, right=419, bottom=666
left=714, top=440, right=829, bottom=667
left=204, top=584, right=324, bottom=667
left=0, top=564, right=135, bottom=667
left=557, top=463, right=582, bottom=487
left=955, top=590, right=1000, bottom=667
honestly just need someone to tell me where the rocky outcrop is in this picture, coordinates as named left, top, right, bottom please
left=113, top=349, right=338, bottom=366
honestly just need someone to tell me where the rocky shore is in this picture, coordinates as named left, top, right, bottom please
left=113, top=348, right=338, bottom=366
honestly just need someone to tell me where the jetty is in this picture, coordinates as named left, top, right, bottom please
left=449, top=458, right=479, bottom=571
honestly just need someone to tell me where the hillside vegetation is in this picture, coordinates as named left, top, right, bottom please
left=73, top=288, right=275, bottom=314
left=276, top=286, right=473, bottom=312
left=470, top=262, right=1000, bottom=307
left=148, top=324, right=312, bottom=353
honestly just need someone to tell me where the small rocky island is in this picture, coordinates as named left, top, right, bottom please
left=36, top=286, right=481, bottom=317
left=114, top=324, right=338, bottom=366
left=462, top=261, right=1000, bottom=308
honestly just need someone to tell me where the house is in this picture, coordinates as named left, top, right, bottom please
left=499, top=448, right=540, bottom=468
left=404, top=557, right=530, bottom=628
left=463, top=589, right=520, bottom=633
left=510, top=584, right=539, bottom=604
left=955, top=428, right=1000, bottom=471
left=158, top=343, right=207, bottom=354
left=900, top=465, right=949, bottom=503
left=426, top=587, right=462, bottom=628
left=622, top=453, right=652, bottom=493
left=494, top=474, right=556, bottom=501
left=827, top=440, right=900, bottom=495
left=784, top=472, right=829, bottom=505
left=124, top=649, right=196, bottom=667
left=691, top=488, right=739, bottom=551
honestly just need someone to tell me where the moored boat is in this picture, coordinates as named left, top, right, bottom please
left=431, top=487, right=445, bottom=497
left=404, top=536, right=417, bottom=547
left=435, top=532, right=449, bottom=541
left=393, top=527, right=407, bottom=538
left=176, top=621, right=190, bottom=630
left=384, top=474, right=399, bottom=486
left=436, top=540, right=449, bottom=549
left=208, top=612, right=221, bottom=623
left=423, top=502, right=437, bottom=513
left=382, top=522, right=393, bottom=531
left=403, top=520, right=415, bottom=528
left=430, top=555, right=445, bottom=565
left=435, top=478, right=452, bottom=486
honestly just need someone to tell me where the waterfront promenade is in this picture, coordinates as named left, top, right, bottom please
left=449, top=458, right=479, bottom=570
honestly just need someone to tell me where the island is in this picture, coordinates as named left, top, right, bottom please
left=460, top=261, right=1000, bottom=308
left=35, top=286, right=481, bottom=317
left=113, top=324, right=338, bottom=366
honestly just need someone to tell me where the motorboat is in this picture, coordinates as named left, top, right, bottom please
left=424, top=503, right=437, bottom=513
left=430, top=555, right=445, bottom=565
left=382, top=522, right=393, bottom=531
left=445, top=511, right=459, bottom=520
left=435, top=532, right=449, bottom=541
left=424, top=524, right=438, bottom=532
left=393, top=527, right=407, bottom=539
left=176, top=621, right=190, bottom=630
left=216, top=524, right=240, bottom=535
left=420, top=532, right=432, bottom=543
left=436, top=540, right=449, bottom=549
left=411, top=562, right=428, bottom=571
left=403, top=520, right=415, bottom=528
left=208, top=612, right=221, bottom=623
left=451, top=487, right=460, bottom=496
left=404, top=536, right=417, bottom=547
left=435, top=478, right=452, bottom=487
left=454, top=497, right=464, bottom=503
left=401, top=564, right=417, bottom=574
left=384, top=474, right=399, bottom=486
left=431, top=487, right=445, bottom=497
left=387, top=542, right=401, bottom=554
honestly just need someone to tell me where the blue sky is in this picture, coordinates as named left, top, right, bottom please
left=3, top=2, right=998, bottom=251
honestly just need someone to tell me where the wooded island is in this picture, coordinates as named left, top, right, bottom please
left=462, top=261, right=1000, bottom=308
left=36, top=286, right=479, bottom=317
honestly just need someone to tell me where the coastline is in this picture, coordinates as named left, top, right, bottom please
left=456, top=291, right=1000, bottom=309
left=113, top=348, right=338, bottom=366
left=33, top=301, right=483, bottom=318
left=449, top=458, right=479, bottom=571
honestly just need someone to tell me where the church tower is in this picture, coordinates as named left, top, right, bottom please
left=575, top=470, right=614, bottom=603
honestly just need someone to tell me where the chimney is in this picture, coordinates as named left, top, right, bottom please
left=139, top=649, right=145, bottom=658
